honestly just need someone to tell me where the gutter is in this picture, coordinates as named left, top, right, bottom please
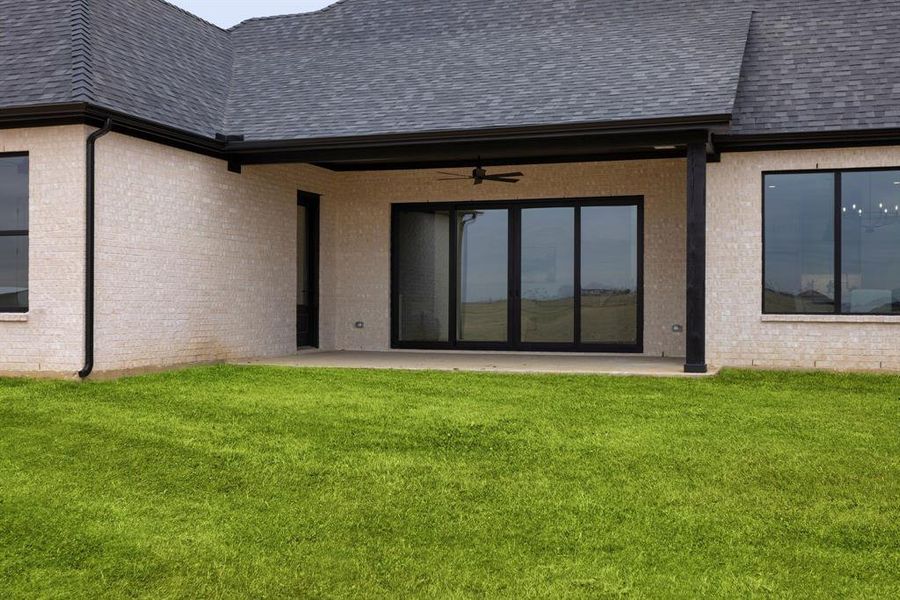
left=0, top=102, right=726, bottom=165
left=715, top=128, right=900, bottom=152
left=78, top=118, right=113, bottom=379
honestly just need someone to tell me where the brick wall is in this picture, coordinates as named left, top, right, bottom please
left=0, top=126, right=86, bottom=376
left=0, top=126, right=341, bottom=375
left=708, top=146, right=900, bottom=371
left=92, top=133, right=339, bottom=372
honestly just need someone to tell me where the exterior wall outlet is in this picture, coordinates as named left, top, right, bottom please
left=355, top=321, right=365, bottom=329
left=672, top=324, right=684, bottom=333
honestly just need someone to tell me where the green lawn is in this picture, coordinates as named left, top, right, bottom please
left=1, top=367, right=898, bottom=599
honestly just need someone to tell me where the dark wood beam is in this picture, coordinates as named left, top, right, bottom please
left=684, top=141, right=708, bottom=373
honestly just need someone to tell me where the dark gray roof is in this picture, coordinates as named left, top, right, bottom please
left=731, top=0, right=900, bottom=134
left=226, top=0, right=752, bottom=140
left=2, top=0, right=900, bottom=141
left=87, top=0, right=232, bottom=138
left=0, top=0, right=78, bottom=106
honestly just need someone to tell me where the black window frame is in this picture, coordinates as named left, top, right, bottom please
left=0, top=151, right=29, bottom=314
left=762, top=166, right=900, bottom=316
left=390, top=196, right=645, bottom=353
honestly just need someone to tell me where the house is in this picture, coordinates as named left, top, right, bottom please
left=2, top=0, right=900, bottom=377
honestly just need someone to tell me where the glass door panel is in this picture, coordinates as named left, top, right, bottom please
left=395, top=209, right=451, bottom=342
left=520, top=207, right=575, bottom=343
left=580, top=205, right=639, bottom=345
left=457, top=208, right=508, bottom=342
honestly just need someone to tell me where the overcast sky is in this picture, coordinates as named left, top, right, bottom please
left=168, top=0, right=338, bottom=28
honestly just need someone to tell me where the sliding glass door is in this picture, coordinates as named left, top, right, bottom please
left=392, top=198, right=643, bottom=352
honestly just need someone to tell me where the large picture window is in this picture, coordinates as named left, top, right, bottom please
left=764, top=168, right=900, bottom=315
left=0, top=153, right=28, bottom=312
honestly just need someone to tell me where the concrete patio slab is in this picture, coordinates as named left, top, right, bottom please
left=235, top=351, right=717, bottom=377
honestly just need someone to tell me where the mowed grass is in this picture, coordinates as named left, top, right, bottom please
left=0, top=367, right=898, bottom=599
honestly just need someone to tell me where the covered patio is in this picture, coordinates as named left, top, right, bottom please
left=239, top=126, right=715, bottom=374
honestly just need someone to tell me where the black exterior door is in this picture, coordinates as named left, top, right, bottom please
left=298, top=191, right=320, bottom=348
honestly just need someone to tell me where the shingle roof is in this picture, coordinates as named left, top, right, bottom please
left=225, top=0, right=752, bottom=140
left=731, top=0, right=900, bottom=134
left=87, top=0, right=232, bottom=138
left=0, top=0, right=77, bottom=106
left=2, top=0, right=900, bottom=142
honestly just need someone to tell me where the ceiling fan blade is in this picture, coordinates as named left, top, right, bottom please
left=438, top=177, right=471, bottom=181
left=488, top=172, right=524, bottom=178
left=437, top=171, right=468, bottom=177
left=483, top=175, right=520, bottom=183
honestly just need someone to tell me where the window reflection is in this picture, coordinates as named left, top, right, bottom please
left=457, top=209, right=508, bottom=342
left=841, top=171, right=900, bottom=314
left=581, top=205, right=638, bottom=344
left=521, top=207, right=574, bottom=343
left=764, top=173, right=835, bottom=313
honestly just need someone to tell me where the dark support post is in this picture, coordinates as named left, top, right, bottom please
left=684, top=141, right=708, bottom=374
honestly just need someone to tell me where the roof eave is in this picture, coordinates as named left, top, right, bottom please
left=227, top=115, right=730, bottom=167
left=0, top=103, right=729, bottom=167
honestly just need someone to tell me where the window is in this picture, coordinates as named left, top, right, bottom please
left=0, top=154, right=28, bottom=312
left=763, top=168, right=900, bottom=315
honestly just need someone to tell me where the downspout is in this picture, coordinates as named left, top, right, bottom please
left=79, top=119, right=113, bottom=379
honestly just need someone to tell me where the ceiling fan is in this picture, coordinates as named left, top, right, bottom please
left=438, top=162, right=524, bottom=185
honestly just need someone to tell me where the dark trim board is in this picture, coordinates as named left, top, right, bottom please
left=0, top=103, right=717, bottom=169
left=316, top=149, right=689, bottom=172
left=4, top=102, right=900, bottom=169
left=718, top=128, right=900, bottom=153
left=0, top=103, right=226, bottom=160
left=391, top=196, right=645, bottom=354
left=232, top=129, right=712, bottom=168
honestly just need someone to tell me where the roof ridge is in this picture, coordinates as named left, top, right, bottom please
left=148, top=0, right=227, bottom=32
left=227, top=0, right=349, bottom=30
left=70, top=0, right=94, bottom=102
